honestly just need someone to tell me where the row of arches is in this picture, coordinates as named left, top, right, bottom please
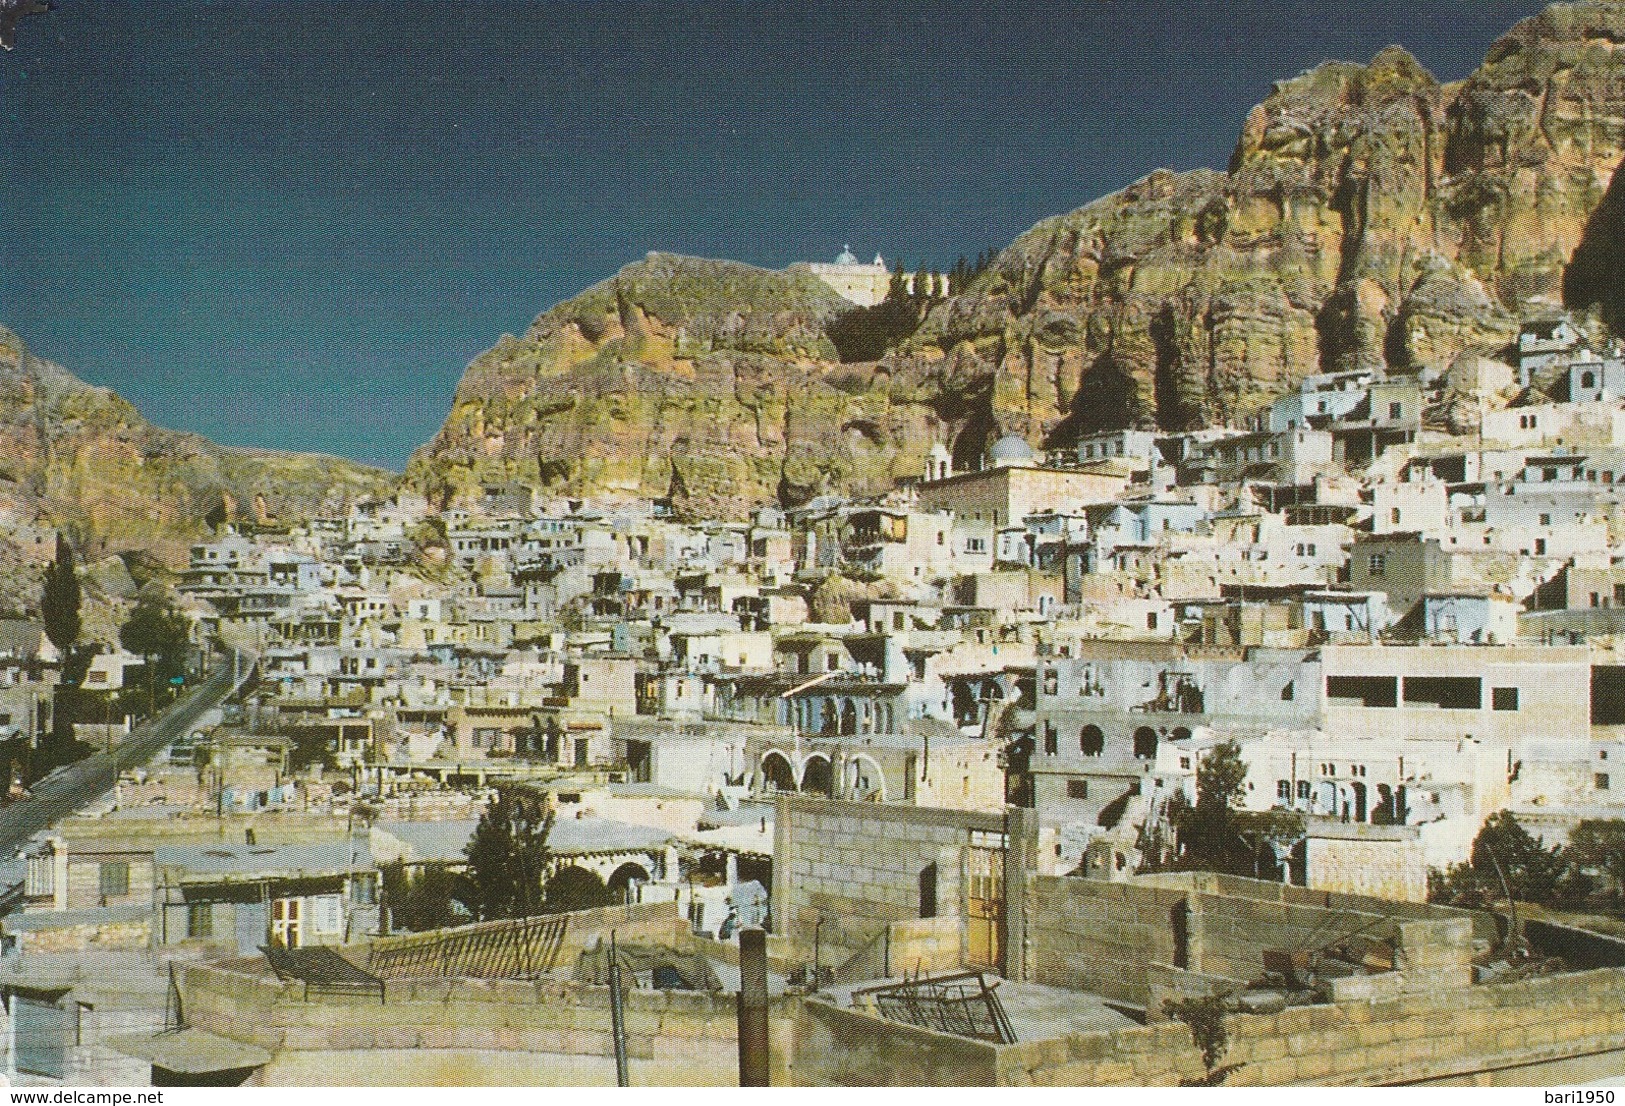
left=788, top=696, right=896, bottom=737
left=757, top=749, right=887, bottom=801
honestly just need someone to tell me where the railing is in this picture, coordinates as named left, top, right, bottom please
left=366, top=914, right=569, bottom=980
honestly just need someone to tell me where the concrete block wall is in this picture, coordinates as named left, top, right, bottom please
left=1027, top=876, right=1187, bottom=1005
left=773, top=796, right=1003, bottom=964
left=1306, top=834, right=1429, bottom=903
left=1187, top=892, right=1386, bottom=981
left=995, top=966, right=1625, bottom=1086
left=793, top=997, right=999, bottom=1086
left=182, top=963, right=747, bottom=1084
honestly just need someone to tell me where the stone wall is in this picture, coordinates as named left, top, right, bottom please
left=1027, top=873, right=1481, bottom=1006
left=1026, top=876, right=1188, bottom=1006
left=1186, top=891, right=1387, bottom=982
left=16, top=916, right=151, bottom=955
left=772, top=795, right=1003, bottom=964
left=1305, top=832, right=1429, bottom=903
left=182, top=964, right=746, bottom=1086
left=992, top=967, right=1625, bottom=1086
left=793, top=997, right=999, bottom=1086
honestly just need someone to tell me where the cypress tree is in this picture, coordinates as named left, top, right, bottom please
left=41, top=534, right=80, bottom=657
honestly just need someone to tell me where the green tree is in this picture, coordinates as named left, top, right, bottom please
left=458, top=786, right=554, bottom=920
left=119, top=596, right=191, bottom=691
left=41, top=534, right=80, bottom=657
left=1171, top=740, right=1303, bottom=877
left=1472, top=810, right=1564, bottom=905
left=1179, top=740, right=1247, bottom=869
left=1564, top=818, right=1625, bottom=901
left=887, top=259, right=908, bottom=301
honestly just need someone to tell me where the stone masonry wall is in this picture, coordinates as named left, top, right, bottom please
left=182, top=964, right=746, bottom=1085
left=1187, top=892, right=1387, bottom=981
left=793, top=997, right=999, bottom=1086
left=1027, top=876, right=1188, bottom=1006
left=772, top=795, right=1003, bottom=964
left=993, top=966, right=1625, bottom=1086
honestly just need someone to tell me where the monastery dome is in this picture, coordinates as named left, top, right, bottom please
left=989, top=433, right=1036, bottom=466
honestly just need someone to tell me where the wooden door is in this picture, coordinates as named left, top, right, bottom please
left=272, top=896, right=301, bottom=948
left=966, top=845, right=1004, bottom=972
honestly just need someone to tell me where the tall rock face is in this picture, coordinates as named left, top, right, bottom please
left=414, top=3, right=1625, bottom=515
left=903, top=3, right=1625, bottom=453
left=0, top=327, right=392, bottom=571
left=405, top=253, right=968, bottom=519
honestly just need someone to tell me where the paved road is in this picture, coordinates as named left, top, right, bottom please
left=0, top=652, right=251, bottom=859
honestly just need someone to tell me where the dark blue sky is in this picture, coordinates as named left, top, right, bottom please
left=1, top=1, right=1544, bottom=469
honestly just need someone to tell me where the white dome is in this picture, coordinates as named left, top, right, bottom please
left=989, top=433, right=1036, bottom=466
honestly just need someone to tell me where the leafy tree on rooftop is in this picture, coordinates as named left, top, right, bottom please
left=458, top=786, right=554, bottom=921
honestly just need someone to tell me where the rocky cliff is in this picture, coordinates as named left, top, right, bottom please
left=411, top=2, right=1625, bottom=517
left=405, top=253, right=955, bottom=520
left=0, top=327, right=392, bottom=585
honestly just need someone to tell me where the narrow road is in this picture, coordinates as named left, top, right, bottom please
left=0, top=652, right=251, bottom=859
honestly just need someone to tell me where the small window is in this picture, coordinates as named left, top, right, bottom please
left=1389, top=401, right=1403, bottom=420
left=1297, top=780, right=1311, bottom=800
left=1367, top=553, right=1386, bottom=577
left=1598, top=773, right=1611, bottom=791
left=1276, top=780, right=1291, bottom=800
left=1535, top=538, right=1547, bottom=556
left=1066, top=779, right=1088, bottom=800
left=99, top=861, right=130, bottom=899
left=1281, top=682, right=1294, bottom=701
left=1492, top=687, right=1519, bottom=711
left=1043, top=723, right=1057, bottom=756
left=187, top=901, right=213, bottom=939
left=1146, top=612, right=1159, bottom=630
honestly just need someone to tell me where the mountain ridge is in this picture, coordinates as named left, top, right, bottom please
left=406, top=1, right=1625, bottom=519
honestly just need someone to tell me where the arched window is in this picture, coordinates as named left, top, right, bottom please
left=1080, top=725, right=1105, bottom=756
left=1133, top=726, right=1158, bottom=760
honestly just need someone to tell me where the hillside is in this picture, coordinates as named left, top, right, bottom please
left=0, top=327, right=393, bottom=605
left=410, top=2, right=1625, bottom=517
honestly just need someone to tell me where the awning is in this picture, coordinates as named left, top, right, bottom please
left=108, top=1029, right=272, bottom=1075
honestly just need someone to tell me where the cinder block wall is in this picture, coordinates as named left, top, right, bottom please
left=182, top=964, right=746, bottom=1084
left=772, top=796, right=1004, bottom=965
left=1028, top=874, right=1480, bottom=1006
left=994, top=966, right=1625, bottom=1086
left=1027, top=877, right=1188, bottom=1005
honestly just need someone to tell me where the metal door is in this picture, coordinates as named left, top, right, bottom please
left=236, top=900, right=268, bottom=956
left=13, top=993, right=70, bottom=1079
left=965, top=846, right=1004, bottom=972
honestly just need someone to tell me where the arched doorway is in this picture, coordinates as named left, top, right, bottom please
left=801, top=755, right=832, bottom=797
left=840, top=700, right=858, bottom=737
left=1080, top=725, right=1105, bottom=756
left=607, top=861, right=651, bottom=900
left=846, top=754, right=886, bottom=801
left=760, top=751, right=796, bottom=792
